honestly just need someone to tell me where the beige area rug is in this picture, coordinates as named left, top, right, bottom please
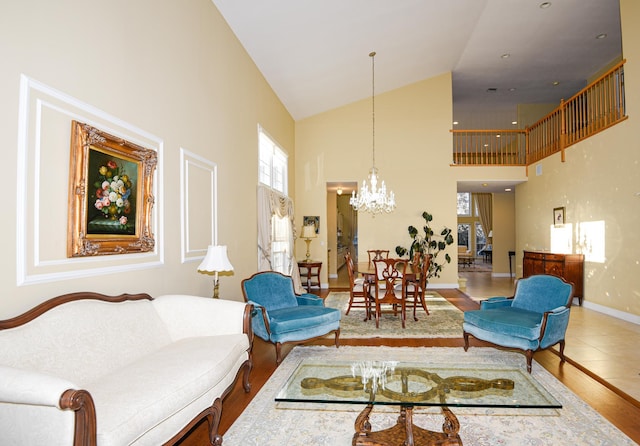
left=324, top=291, right=464, bottom=338
left=223, top=346, right=635, bottom=446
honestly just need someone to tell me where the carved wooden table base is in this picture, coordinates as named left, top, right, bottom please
left=352, top=404, right=462, bottom=446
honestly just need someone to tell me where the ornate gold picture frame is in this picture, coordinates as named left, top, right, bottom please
left=67, top=121, right=157, bottom=257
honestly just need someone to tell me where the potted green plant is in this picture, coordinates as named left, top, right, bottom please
left=395, top=211, right=454, bottom=279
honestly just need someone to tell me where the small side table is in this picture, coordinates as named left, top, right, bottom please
left=298, top=261, right=322, bottom=292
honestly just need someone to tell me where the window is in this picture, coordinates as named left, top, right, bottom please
left=259, top=126, right=288, bottom=195
left=457, top=192, right=471, bottom=216
left=475, top=222, right=486, bottom=253
left=457, top=224, right=470, bottom=248
left=270, top=214, right=292, bottom=274
left=257, top=125, right=293, bottom=276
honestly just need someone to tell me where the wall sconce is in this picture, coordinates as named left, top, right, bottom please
left=197, top=245, right=234, bottom=298
left=302, top=224, right=317, bottom=261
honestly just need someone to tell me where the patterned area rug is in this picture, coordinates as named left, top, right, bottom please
left=223, top=346, right=635, bottom=446
left=458, top=259, right=493, bottom=272
left=324, top=291, right=464, bottom=338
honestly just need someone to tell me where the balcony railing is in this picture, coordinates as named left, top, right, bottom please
left=452, top=59, right=627, bottom=166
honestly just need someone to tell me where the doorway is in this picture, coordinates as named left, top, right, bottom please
left=326, top=182, right=357, bottom=283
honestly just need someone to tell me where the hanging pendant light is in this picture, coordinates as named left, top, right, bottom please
left=350, top=51, right=396, bottom=216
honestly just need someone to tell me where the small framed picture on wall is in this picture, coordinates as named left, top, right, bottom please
left=553, top=207, right=565, bottom=226
left=303, top=216, right=320, bottom=234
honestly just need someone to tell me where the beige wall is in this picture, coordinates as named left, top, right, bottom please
left=0, top=0, right=294, bottom=317
left=514, top=0, right=640, bottom=318
left=295, top=73, right=461, bottom=287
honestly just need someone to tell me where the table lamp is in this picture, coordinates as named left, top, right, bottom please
left=197, top=245, right=234, bottom=298
left=302, top=224, right=317, bottom=261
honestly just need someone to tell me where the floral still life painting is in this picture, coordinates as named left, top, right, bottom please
left=67, top=121, right=157, bottom=257
left=87, top=153, right=137, bottom=235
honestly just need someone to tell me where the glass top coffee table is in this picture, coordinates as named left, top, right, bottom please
left=276, top=359, right=561, bottom=446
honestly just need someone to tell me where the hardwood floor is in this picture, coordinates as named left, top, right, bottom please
left=182, top=277, right=640, bottom=444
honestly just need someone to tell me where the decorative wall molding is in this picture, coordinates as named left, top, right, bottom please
left=180, top=148, right=217, bottom=263
left=16, top=75, right=164, bottom=286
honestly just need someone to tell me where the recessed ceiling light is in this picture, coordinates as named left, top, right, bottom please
left=482, top=183, right=489, bottom=187
left=453, top=121, right=459, bottom=125
left=540, top=2, right=551, bottom=9
left=508, top=87, right=517, bottom=92
left=501, top=53, right=510, bottom=59
left=552, top=81, right=560, bottom=86
left=511, top=121, right=518, bottom=125
left=505, top=188, right=512, bottom=192
left=596, top=33, right=607, bottom=39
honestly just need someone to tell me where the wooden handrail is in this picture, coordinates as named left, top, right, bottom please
left=452, top=60, right=627, bottom=167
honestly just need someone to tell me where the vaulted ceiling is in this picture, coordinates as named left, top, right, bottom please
left=212, top=0, right=622, bottom=127
left=212, top=1, right=622, bottom=193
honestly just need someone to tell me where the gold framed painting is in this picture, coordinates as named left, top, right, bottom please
left=67, top=121, right=157, bottom=257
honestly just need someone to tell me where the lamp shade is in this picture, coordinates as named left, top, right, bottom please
left=197, top=245, right=234, bottom=273
left=302, top=224, right=317, bottom=238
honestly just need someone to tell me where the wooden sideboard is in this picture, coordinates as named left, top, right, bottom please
left=522, top=251, right=584, bottom=305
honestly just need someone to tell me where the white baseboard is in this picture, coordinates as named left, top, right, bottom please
left=492, top=272, right=514, bottom=278
left=582, top=300, right=640, bottom=326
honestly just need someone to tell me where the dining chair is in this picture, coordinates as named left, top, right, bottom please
left=405, top=253, right=431, bottom=321
left=344, top=252, right=370, bottom=320
left=367, top=249, right=389, bottom=267
left=370, top=258, right=407, bottom=328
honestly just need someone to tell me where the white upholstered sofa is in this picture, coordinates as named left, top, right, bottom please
left=0, top=292, right=253, bottom=446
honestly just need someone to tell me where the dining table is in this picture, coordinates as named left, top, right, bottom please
left=355, top=260, right=418, bottom=327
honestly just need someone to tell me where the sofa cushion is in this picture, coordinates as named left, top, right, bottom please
left=268, top=306, right=340, bottom=335
left=88, top=334, right=250, bottom=446
left=0, top=299, right=172, bottom=385
left=463, top=307, right=543, bottom=340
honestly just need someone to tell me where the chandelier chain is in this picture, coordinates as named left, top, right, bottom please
left=371, top=51, right=376, bottom=169
left=349, top=50, right=396, bottom=216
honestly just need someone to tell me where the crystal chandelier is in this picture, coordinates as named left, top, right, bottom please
left=350, top=51, right=396, bottom=215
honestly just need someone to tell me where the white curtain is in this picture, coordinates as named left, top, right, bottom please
left=257, top=185, right=306, bottom=294
left=474, top=193, right=493, bottom=243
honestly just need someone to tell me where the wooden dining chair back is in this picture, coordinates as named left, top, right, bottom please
left=405, top=253, right=432, bottom=321
left=345, top=252, right=370, bottom=318
left=367, top=249, right=389, bottom=267
left=370, top=258, right=408, bottom=328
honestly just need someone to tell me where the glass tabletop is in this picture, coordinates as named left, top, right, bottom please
left=275, top=359, right=561, bottom=409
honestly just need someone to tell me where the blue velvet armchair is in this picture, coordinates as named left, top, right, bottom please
left=463, top=274, right=573, bottom=373
left=241, top=271, right=341, bottom=363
